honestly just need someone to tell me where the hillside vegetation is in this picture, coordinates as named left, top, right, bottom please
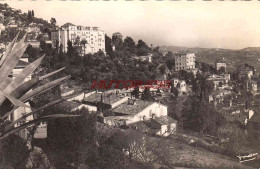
left=161, top=46, right=260, bottom=73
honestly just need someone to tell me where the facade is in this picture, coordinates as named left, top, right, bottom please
left=105, top=99, right=168, bottom=126
left=208, top=74, right=230, bottom=89
left=215, top=61, right=227, bottom=72
left=148, top=116, right=177, bottom=136
left=51, top=23, right=105, bottom=55
left=174, top=53, right=195, bottom=71
left=238, top=66, right=254, bottom=80
left=139, top=54, right=152, bottom=62
left=171, top=78, right=187, bottom=94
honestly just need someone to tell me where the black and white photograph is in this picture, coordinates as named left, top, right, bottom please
left=0, top=1, right=260, bottom=168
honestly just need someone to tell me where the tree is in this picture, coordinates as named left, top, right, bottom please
left=74, top=36, right=81, bottom=46
left=67, top=40, right=75, bottom=56
left=27, top=10, right=33, bottom=23
left=46, top=108, right=97, bottom=168
left=109, top=130, right=171, bottom=166
left=171, top=86, right=179, bottom=98
left=136, top=40, right=151, bottom=56
left=131, top=86, right=140, bottom=99
left=25, top=44, right=40, bottom=62
left=123, top=36, right=136, bottom=55
left=159, top=64, right=166, bottom=75
left=32, top=10, right=35, bottom=17
left=181, top=96, right=224, bottom=134
left=105, top=34, right=113, bottom=57
left=0, top=134, right=30, bottom=169
left=112, top=32, right=123, bottom=50
left=50, top=17, right=56, bottom=28
left=166, top=58, right=175, bottom=71
left=192, top=73, right=214, bottom=101
left=218, top=66, right=226, bottom=74
left=141, top=88, right=153, bottom=101
left=0, top=34, right=80, bottom=168
left=80, top=39, right=88, bottom=55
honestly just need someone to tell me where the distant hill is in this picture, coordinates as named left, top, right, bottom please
left=160, top=45, right=231, bottom=54
left=161, top=45, right=260, bottom=73
left=0, top=3, right=52, bottom=27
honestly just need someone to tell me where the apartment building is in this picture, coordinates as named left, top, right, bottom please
left=174, top=52, right=195, bottom=71
left=51, top=23, right=105, bottom=55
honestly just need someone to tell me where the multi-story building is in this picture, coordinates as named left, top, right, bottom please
left=215, top=60, right=227, bottom=72
left=51, top=23, right=105, bottom=55
left=174, top=52, right=195, bottom=71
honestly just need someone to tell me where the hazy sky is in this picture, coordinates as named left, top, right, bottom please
left=3, top=0, right=260, bottom=49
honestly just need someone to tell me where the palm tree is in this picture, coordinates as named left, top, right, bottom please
left=192, top=72, right=214, bottom=101
left=0, top=33, right=79, bottom=140
left=80, top=40, right=88, bottom=55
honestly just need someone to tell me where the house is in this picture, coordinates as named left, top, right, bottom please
left=238, top=65, right=254, bottom=80
left=215, top=60, right=227, bottom=72
left=171, top=78, right=187, bottom=95
left=66, top=91, right=95, bottom=102
left=82, top=92, right=129, bottom=111
left=34, top=100, right=94, bottom=139
left=146, top=116, right=177, bottom=136
left=27, top=24, right=41, bottom=34
left=249, top=80, right=258, bottom=92
left=105, top=99, right=168, bottom=126
left=208, top=74, right=230, bottom=89
left=28, top=41, right=40, bottom=48
left=139, top=53, right=152, bottom=62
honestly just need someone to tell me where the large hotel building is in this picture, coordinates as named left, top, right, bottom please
left=174, top=53, right=196, bottom=72
left=51, top=23, right=105, bottom=55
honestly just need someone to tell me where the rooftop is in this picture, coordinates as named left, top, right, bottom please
left=15, top=60, right=30, bottom=68
left=83, top=92, right=126, bottom=105
left=62, top=22, right=76, bottom=27
left=55, top=101, right=82, bottom=112
left=127, top=121, right=150, bottom=132
left=113, top=100, right=153, bottom=115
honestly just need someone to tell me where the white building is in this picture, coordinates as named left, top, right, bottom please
left=51, top=23, right=105, bottom=55
left=171, top=78, right=187, bottom=95
left=174, top=53, right=195, bottom=71
left=104, top=100, right=168, bottom=125
left=215, top=61, right=227, bottom=72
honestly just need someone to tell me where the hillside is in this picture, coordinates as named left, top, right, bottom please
left=161, top=46, right=260, bottom=73
left=0, top=3, right=51, bottom=27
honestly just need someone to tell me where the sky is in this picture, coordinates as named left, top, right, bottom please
left=3, top=0, right=260, bottom=49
